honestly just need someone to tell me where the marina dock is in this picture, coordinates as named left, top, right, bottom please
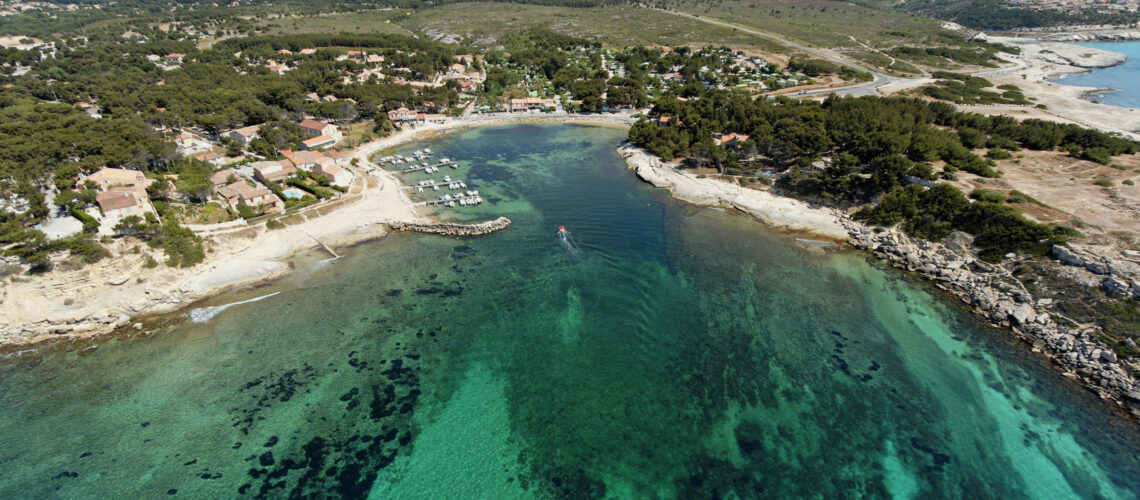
left=406, top=179, right=468, bottom=191
left=401, top=159, right=456, bottom=173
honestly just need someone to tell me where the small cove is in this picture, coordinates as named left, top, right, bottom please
left=0, top=123, right=1137, bottom=498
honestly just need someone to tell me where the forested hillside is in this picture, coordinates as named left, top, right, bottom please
left=631, top=92, right=1136, bottom=261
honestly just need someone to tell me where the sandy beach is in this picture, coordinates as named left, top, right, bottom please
left=0, top=113, right=638, bottom=350
left=969, top=38, right=1140, bottom=139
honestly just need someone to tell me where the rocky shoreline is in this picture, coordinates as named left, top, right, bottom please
left=1034, top=30, right=1140, bottom=43
left=619, top=142, right=1140, bottom=417
left=846, top=223, right=1140, bottom=415
left=387, top=217, right=512, bottom=237
left=617, top=144, right=850, bottom=241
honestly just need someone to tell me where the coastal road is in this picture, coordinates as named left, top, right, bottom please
left=651, top=8, right=920, bottom=97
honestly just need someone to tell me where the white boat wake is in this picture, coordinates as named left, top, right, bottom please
left=559, top=229, right=583, bottom=258
left=187, top=291, right=281, bottom=324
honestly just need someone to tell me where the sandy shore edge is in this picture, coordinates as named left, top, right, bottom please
left=0, top=114, right=637, bottom=351
left=616, top=143, right=850, bottom=241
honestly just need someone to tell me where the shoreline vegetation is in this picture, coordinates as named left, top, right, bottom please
left=0, top=114, right=635, bottom=354
left=622, top=141, right=1140, bottom=417
left=9, top=109, right=1139, bottom=418
left=2, top=0, right=1140, bottom=419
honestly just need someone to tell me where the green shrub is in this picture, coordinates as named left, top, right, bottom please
left=70, top=206, right=99, bottom=233
left=986, top=147, right=1012, bottom=160
left=1005, top=190, right=1042, bottom=205
left=970, top=188, right=1006, bottom=203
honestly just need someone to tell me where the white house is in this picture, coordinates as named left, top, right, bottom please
left=227, top=124, right=261, bottom=144
left=298, top=119, right=341, bottom=142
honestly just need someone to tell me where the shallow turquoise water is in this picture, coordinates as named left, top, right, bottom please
left=1051, top=41, right=1140, bottom=108
left=1, top=123, right=1138, bottom=498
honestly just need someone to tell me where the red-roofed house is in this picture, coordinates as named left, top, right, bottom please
left=718, top=133, right=750, bottom=148
left=298, top=119, right=341, bottom=141
left=165, top=53, right=184, bottom=65
left=96, top=190, right=147, bottom=218
left=301, top=135, right=336, bottom=150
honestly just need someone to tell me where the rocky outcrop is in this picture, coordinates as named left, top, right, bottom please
left=618, top=143, right=850, bottom=241
left=1036, top=42, right=1127, bottom=69
left=1052, top=243, right=1140, bottom=298
left=1038, top=31, right=1140, bottom=43
left=387, top=217, right=512, bottom=237
left=846, top=221, right=1139, bottom=413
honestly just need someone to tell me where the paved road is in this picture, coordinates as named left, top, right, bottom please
left=652, top=8, right=921, bottom=97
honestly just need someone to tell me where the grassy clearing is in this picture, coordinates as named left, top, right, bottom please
left=252, top=11, right=414, bottom=37
left=397, top=3, right=788, bottom=52
left=844, top=50, right=920, bottom=76
left=338, top=122, right=381, bottom=150
left=662, top=0, right=949, bottom=49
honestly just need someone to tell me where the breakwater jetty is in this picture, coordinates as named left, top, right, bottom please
left=387, top=217, right=511, bottom=237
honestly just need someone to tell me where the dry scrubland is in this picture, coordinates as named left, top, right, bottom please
left=954, top=151, right=1140, bottom=246
left=397, top=3, right=788, bottom=52
left=664, top=0, right=949, bottom=49
left=250, top=11, right=414, bottom=37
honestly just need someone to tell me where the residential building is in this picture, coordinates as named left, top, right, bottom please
left=209, top=168, right=239, bottom=187
left=448, top=63, right=466, bottom=76
left=301, top=135, right=336, bottom=150
left=82, top=167, right=153, bottom=197
left=215, top=181, right=284, bottom=214
left=95, top=190, right=147, bottom=218
left=387, top=107, right=424, bottom=126
left=718, top=132, right=750, bottom=149
left=298, top=119, right=341, bottom=141
left=281, top=150, right=335, bottom=172
left=175, top=131, right=211, bottom=156
left=194, top=152, right=226, bottom=167
left=509, top=98, right=556, bottom=113
left=227, top=124, right=261, bottom=144
left=165, top=53, right=183, bottom=65
left=252, top=160, right=297, bottom=184
left=314, top=163, right=350, bottom=187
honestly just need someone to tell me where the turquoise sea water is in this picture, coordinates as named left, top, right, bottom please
left=1051, top=41, right=1140, bottom=108
left=1, top=123, right=1139, bottom=498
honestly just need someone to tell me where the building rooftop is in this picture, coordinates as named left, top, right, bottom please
left=95, top=190, right=140, bottom=212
